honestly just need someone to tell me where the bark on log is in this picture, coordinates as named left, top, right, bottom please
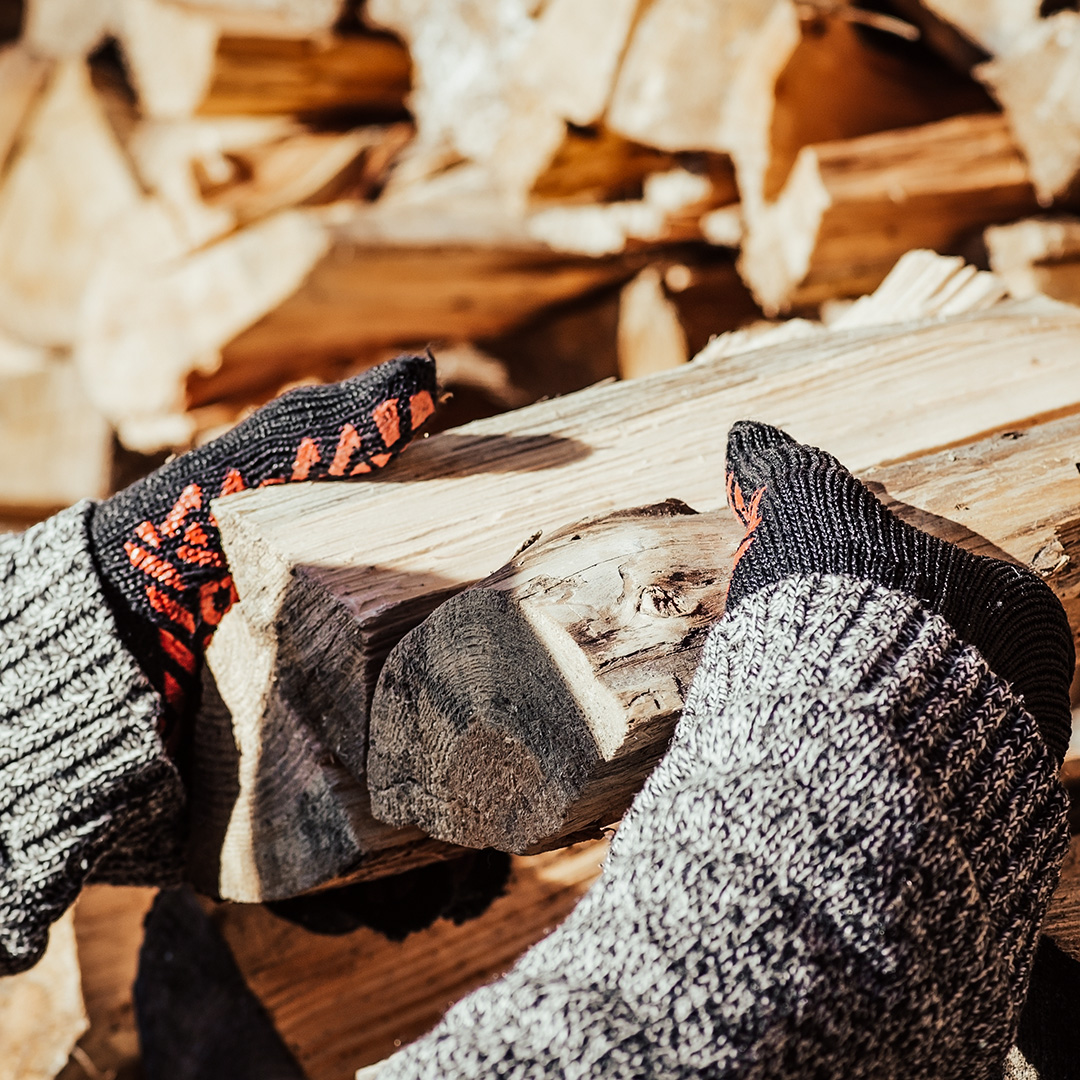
left=367, top=413, right=1080, bottom=852
left=208, top=285, right=1080, bottom=842
left=738, top=113, right=1039, bottom=314
left=188, top=605, right=461, bottom=903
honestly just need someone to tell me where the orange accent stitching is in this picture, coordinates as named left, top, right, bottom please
left=329, top=423, right=362, bottom=476
left=125, top=541, right=184, bottom=588
left=183, top=521, right=209, bottom=546
left=161, top=484, right=202, bottom=537
left=220, top=468, right=246, bottom=497
left=146, top=585, right=196, bottom=634
left=373, top=398, right=400, bottom=447
left=727, top=480, right=765, bottom=581
left=409, top=390, right=435, bottom=430
left=159, top=627, right=196, bottom=673
left=199, top=576, right=237, bottom=627
left=135, top=520, right=161, bottom=548
left=177, top=544, right=224, bottom=568
left=291, top=436, right=321, bottom=481
left=163, top=671, right=185, bottom=710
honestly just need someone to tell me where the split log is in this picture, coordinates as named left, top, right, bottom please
left=209, top=284, right=1080, bottom=806
left=188, top=605, right=461, bottom=903
left=985, top=216, right=1080, bottom=305
left=0, top=46, right=50, bottom=171
left=606, top=1, right=988, bottom=215
left=75, top=208, right=330, bottom=452
left=0, top=60, right=143, bottom=348
left=214, top=841, right=607, bottom=1080
left=212, top=228, right=649, bottom=403
left=976, top=12, right=1080, bottom=204
left=366, top=0, right=642, bottom=201
left=367, top=414, right=1080, bottom=852
left=738, top=113, right=1039, bottom=313
left=918, top=0, right=1040, bottom=59
left=199, top=33, right=411, bottom=117
left=0, top=351, right=112, bottom=513
left=0, top=910, right=87, bottom=1080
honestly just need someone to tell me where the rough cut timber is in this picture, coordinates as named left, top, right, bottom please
left=976, top=12, right=1080, bottom=204
left=0, top=910, right=87, bottom=1080
left=76, top=208, right=330, bottom=452
left=369, top=502, right=738, bottom=852
left=213, top=229, right=651, bottom=402
left=918, top=0, right=1040, bottom=57
left=617, top=265, right=689, bottom=378
left=209, top=294, right=1080, bottom=807
left=215, top=841, right=608, bottom=1080
left=368, top=415, right=1080, bottom=853
left=985, top=216, right=1080, bottom=305
left=738, top=113, right=1039, bottom=313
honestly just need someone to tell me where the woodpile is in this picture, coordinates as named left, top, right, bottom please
left=4, top=0, right=1080, bottom=1077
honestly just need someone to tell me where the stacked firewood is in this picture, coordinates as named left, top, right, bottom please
left=5, top=2, right=1080, bottom=1079
left=4, top=0, right=1080, bottom=523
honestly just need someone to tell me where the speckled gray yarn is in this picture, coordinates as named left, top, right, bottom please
left=0, top=503, right=185, bottom=975
left=376, top=574, right=1068, bottom=1080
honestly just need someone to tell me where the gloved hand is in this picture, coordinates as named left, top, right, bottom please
left=90, top=353, right=437, bottom=747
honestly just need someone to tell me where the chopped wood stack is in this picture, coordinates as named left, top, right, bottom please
left=3, top=0, right=1080, bottom=521
left=6, top=0, right=1080, bottom=1076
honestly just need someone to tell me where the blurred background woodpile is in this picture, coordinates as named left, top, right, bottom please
left=4, top=0, right=1080, bottom=1078
left=4, top=0, right=1080, bottom=528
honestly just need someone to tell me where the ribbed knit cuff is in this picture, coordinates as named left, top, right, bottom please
left=0, top=503, right=185, bottom=975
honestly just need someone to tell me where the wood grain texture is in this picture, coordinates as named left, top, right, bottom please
left=216, top=841, right=607, bottom=1080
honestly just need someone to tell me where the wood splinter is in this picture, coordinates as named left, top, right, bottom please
left=368, top=501, right=740, bottom=853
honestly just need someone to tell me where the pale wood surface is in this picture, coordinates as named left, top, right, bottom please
left=739, top=113, right=1039, bottom=313
left=200, top=33, right=410, bottom=117
left=616, top=265, right=688, bottom=379
left=0, top=354, right=112, bottom=511
left=986, top=216, right=1080, bottom=306
left=213, top=297, right=1080, bottom=717
left=977, top=12, right=1080, bottom=202
left=369, top=503, right=738, bottom=852
left=0, top=911, right=86, bottom=1080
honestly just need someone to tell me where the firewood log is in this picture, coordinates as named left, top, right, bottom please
left=188, top=607, right=462, bottom=903
left=0, top=60, right=142, bottom=348
left=976, top=12, right=1080, bottom=203
left=0, top=45, right=49, bottom=169
left=617, top=266, right=689, bottom=378
left=737, top=113, right=1039, bottom=313
left=0, top=911, right=87, bottom=1080
left=0, top=351, right=112, bottom=513
left=207, top=271, right=1080, bottom=850
left=367, top=414, right=1080, bottom=852
left=75, top=208, right=330, bottom=452
left=918, top=0, right=1040, bottom=57
left=985, top=216, right=1080, bottom=305
left=199, top=33, right=411, bottom=118
left=369, top=501, right=737, bottom=852
left=215, top=842, right=607, bottom=1080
